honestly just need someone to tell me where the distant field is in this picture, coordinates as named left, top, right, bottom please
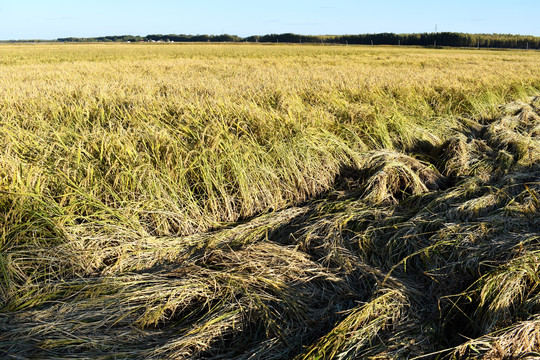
left=1, top=44, right=539, bottom=359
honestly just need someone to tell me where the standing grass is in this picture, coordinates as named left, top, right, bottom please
left=1, top=44, right=539, bottom=237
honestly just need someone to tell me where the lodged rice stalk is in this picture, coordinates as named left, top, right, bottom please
left=1, top=44, right=540, bottom=359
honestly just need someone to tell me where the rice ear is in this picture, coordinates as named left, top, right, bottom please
left=360, top=151, right=445, bottom=204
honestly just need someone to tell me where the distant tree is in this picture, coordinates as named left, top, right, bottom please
left=55, top=32, right=540, bottom=49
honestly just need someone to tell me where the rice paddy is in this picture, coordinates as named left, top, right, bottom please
left=0, top=43, right=539, bottom=359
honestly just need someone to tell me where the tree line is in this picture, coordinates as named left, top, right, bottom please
left=56, top=34, right=241, bottom=43
left=55, top=32, right=540, bottom=49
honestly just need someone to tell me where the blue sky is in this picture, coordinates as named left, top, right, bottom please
left=1, top=0, right=539, bottom=40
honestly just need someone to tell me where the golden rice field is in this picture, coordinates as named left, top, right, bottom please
left=1, top=43, right=540, bottom=359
